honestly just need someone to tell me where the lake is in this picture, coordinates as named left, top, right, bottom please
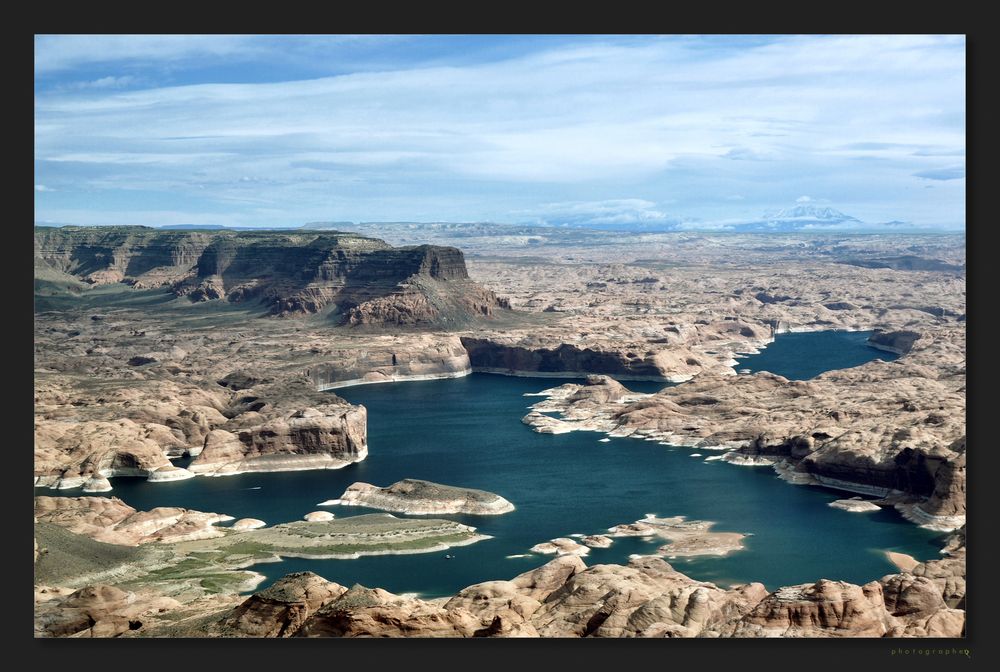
left=42, top=330, right=940, bottom=598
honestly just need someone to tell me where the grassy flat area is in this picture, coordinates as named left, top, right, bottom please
left=191, top=514, right=483, bottom=559
left=34, top=522, right=153, bottom=587
left=35, top=514, right=485, bottom=599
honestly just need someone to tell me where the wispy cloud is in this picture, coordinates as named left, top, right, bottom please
left=35, top=35, right=265, bottom=74
left=512, top=199, right=681, bottom=228
left=62, top=75, right=139, bottom=91
left=913, top=166, right=966, bottom=181
left=34, top=35, right=965, bottom=229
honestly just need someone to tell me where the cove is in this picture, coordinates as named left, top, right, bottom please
left=737, top=329, right=900, bottom=379
left=42, top=330, right=937, bottom=599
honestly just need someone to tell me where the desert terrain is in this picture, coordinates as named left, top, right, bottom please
left=33, top=225, right=965, bottom=638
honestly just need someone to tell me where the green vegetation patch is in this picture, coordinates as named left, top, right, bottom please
left=33, top=522, right=152, bottom=587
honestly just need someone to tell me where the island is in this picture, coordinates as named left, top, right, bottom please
left=321, top=479, right=515, bottom=515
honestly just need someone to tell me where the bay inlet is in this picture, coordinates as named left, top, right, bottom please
left=44, top=330, right=938, bottom=598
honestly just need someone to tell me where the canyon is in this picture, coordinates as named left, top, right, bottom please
left=33, top=225, right=966, bottom=638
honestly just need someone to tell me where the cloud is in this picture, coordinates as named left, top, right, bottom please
left=35, top=184, right=54, bottom=192
left=722, top=147, right=774, bottom=161
left=839, top=141, right=909, bottom=151
left=65, top=75, right=138, bottom=91
left=34, top=35, right=262, bottom=74
left=913, top=166, right=965, bottom=181
left=33, top=35, right=965, bottom=229
left=796, top=195, right=811, bottom=203
left=912, top=148, right=965, bottom=157
left=512, top=199, right=681, bottom=228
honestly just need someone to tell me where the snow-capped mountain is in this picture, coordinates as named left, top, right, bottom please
left=738, top=204, right=866, bottom=231
left=763, top=204, right=862, bottom=224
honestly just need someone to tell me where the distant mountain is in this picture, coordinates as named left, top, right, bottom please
left=513, top=203, right=895, bottom=233
left=735, top=204, right=865, bottom=232
left=765, top=204, right=861, bottom=223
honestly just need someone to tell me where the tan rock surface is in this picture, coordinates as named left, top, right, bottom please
left=34, top=229, right=966, bottom=638
left=34, top=496, right=232, bottom=546
left=189, top=404, right=367, bottom=476
left=231, top=518, right=266, bottom=531
left=730, top=579, right=896, bottom=637
left=215, top=572, right=347, bottom=637
left=530, top=538, right=591, bottom=557
left=37, top=532, right=967, bottom=639
left=35, top=584, right=181, bottom=638
left=523, top=329, right=965, bottom=530
left=330, top=479, right=514, bottom=515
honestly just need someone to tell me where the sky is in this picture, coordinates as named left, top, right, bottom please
left=34, top=34, right=966, bottom=230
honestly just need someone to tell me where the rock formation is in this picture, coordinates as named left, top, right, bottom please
left=327, top=479, right=514, bottom=515
left=34, top=228, right=967, bottom=639
left=303, top=511, right=335, bottom=522
left=216, top=572, right=347, bottom=638
left=522, top=327, right=966, bottom=531
left=307, top=335, right=472, bottom=389
left=35, top=371, right=369, bottom=490
left=610, top=515, right=746, bottom=558
left=829, top=497, right=882, bottom=513
left=36, top=527, right=967, bottom=638
left=867, top=329, right=921, bottom=355
left=530, top=538, right=591, bottom=556
left=231, top=519, right=266, bottom=531
left=460, top=317, right=772, bottom=382
left=34, top=496, right=232, bottom=546
left=219, top=527, right=965, bottom=638
left=35, top=226, right=509, bottom=326
left=35, top=584, right=181, bottom=637
left=188, top=404, right=367, bottom=476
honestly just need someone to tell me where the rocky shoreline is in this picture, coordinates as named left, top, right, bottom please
left=33, top=497, right=491, bottom=599
left=34, top=524, right=965, bottom=638
left=518, top=327, right=965, bottom=535
left=34, top=229, right=966, bottom=637
left=317, top=369, right=472, bottom=390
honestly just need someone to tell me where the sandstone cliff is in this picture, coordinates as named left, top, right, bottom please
left=460, top=317, right=772, bottom=382
left=188, top=404, right=367, bottom=476
left=34, top=375, right=369, bottom=489
left=35, top=226, right=509, bottom=326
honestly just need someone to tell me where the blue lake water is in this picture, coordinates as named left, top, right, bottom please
left=736, top=329, right=899, bottom=380
left=42, top=330, right=938, bottom=598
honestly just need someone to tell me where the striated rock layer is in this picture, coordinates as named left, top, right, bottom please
left=35, top=226, right=509, bottom=326
left=461, top=317, right=773, bottom=382
left=35, top=375, right=370, bottom=489
left=188, top=405, right=367, bottom=476
left=307, top=335, right=472, bottom=389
